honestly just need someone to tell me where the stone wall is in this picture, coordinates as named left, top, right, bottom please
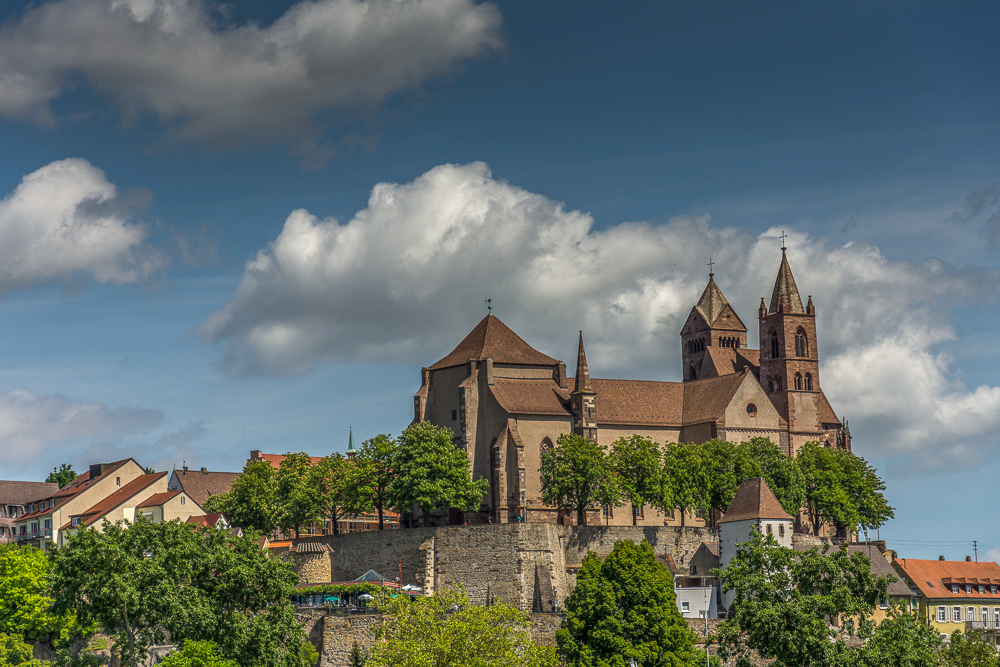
left=292, top=550, right=332, bottom=585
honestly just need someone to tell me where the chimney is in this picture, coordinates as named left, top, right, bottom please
left=201, top=467, right=207, bottom=474
left=939, top=555, right=945, bottom=561
left=250, top=450, right=261, bottom=460
left=966, top=556, right=972, bottom=562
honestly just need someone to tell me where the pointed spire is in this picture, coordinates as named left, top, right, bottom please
left=768, top=249, right=805, bottom=314
left=347, top=426, right=356, bottom=455
left=695, top=274, right=730, bottom=325
left=806, top=295, right=815, bottom=316
left=573, top=331, right=595, bottom=394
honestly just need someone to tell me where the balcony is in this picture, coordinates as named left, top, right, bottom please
left=15, top=527, right=52, bottom=544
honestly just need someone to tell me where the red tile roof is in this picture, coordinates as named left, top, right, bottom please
left=186, top=512, right=225, bottom=528
left=71, top=473, right=166, bottom=527
left=491, top=379, right=571, bottom=416
left=429, top=314, right=557, bottom=370
left=701, top=347, right=760, bottom=379
left=591, top=378, right=683, bottom=426
left=170, top=469, right=240, bottom=507
left=818, top=391, right=840, bottom=426
left=681, top=373, right=747, bottom=425
left=719, top=477, right=793, bottom=523
left=250, top=454, right=323, bottom=468
left=136, top=490, right=182, bottom=508
left=894, top=558, right=1000, bottom=600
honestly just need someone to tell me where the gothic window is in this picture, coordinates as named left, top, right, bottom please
left=795, top=328, right=809, bottom=357
left=767, top=376, right=774, bottom=393
left=770, top=332, right=779, bottom=359
left=493, top=446, right=501, bottom=468
left=689, top=364, right=697, bottom=380
left=794, top=372, right=803, bottom=390
left=541, top=438, right=554, bottom=455
left=805, top=373, right=813, bottom=391
left=775, top=376, right=782, bottom=391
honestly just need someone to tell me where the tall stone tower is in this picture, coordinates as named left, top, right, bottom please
left=758, top=246, right=822, bottom=455
left=571, top=332, right=597, bottom=440
left=680, top=272, right=748, bottom=380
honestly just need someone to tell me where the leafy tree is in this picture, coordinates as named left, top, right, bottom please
left=797, top=442, right=893, bottom=536
left=540, top=434, right=618, bottom=526
left=311, top=453, right=368, bottom=536
left=716, top=530, right=894, bottom=667
left=348, top=642, right=367, bottom=667
left=738, top=437, right=805, bottom=516
left=609, top=435, right=662, bottom=526
left=839, top=451, right=894, bottom=535
left=203, top=459, right=278, bottom=533
left=941, top=631, right=999, bottom=667
left=0, top=632, right=47, bottom=666
left=355, top=434, right=397, bottom=530
left=558, top=540, right=700, bottom=667
left=390, top=422, right=489, bottom=527
left=45, top=464, right=76, bottom=489
left=661, top=442, right=708, bottom=527
left=852, top=603, right=942, bottom=667
left=275, top=452, right=325, bottom=539
left=698, top=439, right=759, bottom=522
left=160, top=641, right=237, bottom=667
left=50, top=518, right=312, bottom=667
left=0, top=544, right=75, bottom=641
left=367, top=586, right=556, bottom=667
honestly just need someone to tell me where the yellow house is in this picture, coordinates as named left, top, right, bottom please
left=60, top=472, right=169, bottom=540
left=893, top=557, right=1000, bottom=636
left=135, top=490, right=203, bottom=523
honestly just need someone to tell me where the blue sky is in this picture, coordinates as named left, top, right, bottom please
left=0, top=0, right=998, bottom=561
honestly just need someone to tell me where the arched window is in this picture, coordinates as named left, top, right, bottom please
left=767, top=376, right=774, bottom=393
left=775, top=376, right=782, bottom=391
left=805, top=373, right=813, bottom=391
left=795, top=328, right=809, bottom=357
left=794, top=372, right=803, bottom=390
left=541, top=438, right=554, bottom=455
left=770, top=332, right=779, bottom=359
left=689, top=364, right=697, bottom=380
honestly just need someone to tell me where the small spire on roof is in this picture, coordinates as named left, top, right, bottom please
left=485, top=298, right=492, bottom=314
left=347, top=426, right=356, bottom=456
left=707, top=257, right=715, bottom=277
left=779, top=230, right=788, bottom=251
left=573, top=331, right=595, bottom=394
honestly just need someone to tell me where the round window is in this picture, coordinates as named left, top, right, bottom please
left=746, top=403, right=757, bottom=417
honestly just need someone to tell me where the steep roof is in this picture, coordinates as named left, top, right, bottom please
left=719, top=477, right=793, bottom=523
left=701, top=347, right=760, bottom=379
left=429, top=314, right=557, bottom=370
left=846, top=545, right=912, bottom=597
left=590, top=378, right=684, bottom=426
left=573, top=332, right=595, bottom=394
left=170, top=470, right=240, bottom=508
left=136, top=490, right=183, bottom=508
left=72, top=473, right=167, bottom=526
left=681, top=373, right=747, bottom=425
left=818, top=391, right=840, bottom=426
left=768, top=250, right=805, bottom=314
left=0, top=481, right=58, bottom=505
left=491, top=379, right=571, bottom=417
left=16, top=460, right=138, bottom=522
left=894, top=558, right=1000, bottom=600
left=695, top=275, right=731, bottom=325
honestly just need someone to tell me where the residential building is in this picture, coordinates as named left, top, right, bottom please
left=675, top=542, right=720, bottom=620
left=14, top=459, right=147, bottom=549
left=136, top=489, right=203, bottom=524
left=0, top=481, right=58, bottom=544
left=893, top=556, right=1000, bottom=637
left=60, top=473, right=169, bottom=541
left=166, top=465, right=240, bottom=508
left=829, top=543, right=915, bottom=628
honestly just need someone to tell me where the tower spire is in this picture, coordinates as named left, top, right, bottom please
left=768, top=248, right=804, bottom=314
left=347, top=425, right=356, bottom=458
left=573, top=331, right=595, bottom=394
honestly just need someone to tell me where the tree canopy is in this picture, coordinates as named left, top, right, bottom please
left=0, top=632, right=47, bottom=667
left=159, top=641, right=238, bottom=667
left=355, top=434, right=398, bottom=530
left=609, top=435, right=661, bottom=526
left=698, top=439, right=759, bottom=521
left=203, top=459, right=278, bottom=534
left=390, top=422, right=489, bottom=527
left=661, top=442, right=708, bottom=527
left=0, top=544, right=75, bottom=642
left=311, top=453, right=369, bottom=536
left=738, top=437, right=805, bottom=516
left=558, top=540, right=702, bottom=667
left=367, top=587, right=556, bottom=667
left=540, top=434, right=618, bottom=526
left=797, top=442, right=893, bottom=536
left=274, top=452, right=324, bottom=539
left=45, top=464, right=77, bottom=489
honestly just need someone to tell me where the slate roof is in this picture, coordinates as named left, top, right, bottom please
left=491, top=379, right=571, bottom=417
left=894, top=558, right=1000, bottom=600
left=681, top=373, right=747, bottom=425
left=136, top=490, right=182, bottom=508
left=171, top=469, right=240, bottom=507
left=768, top=250, right=805, bottom=314
left=846, top=545, right=912, bottom=597
left=0, top=481, right=58, bottom=505
left=430, top=314, right=557, bottom=370
left=718, top=477, right=793, bottom=523
left=70, top=473, right=166, bottom=527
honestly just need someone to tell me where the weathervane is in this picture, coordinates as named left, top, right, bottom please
left=707, top=258, right=715, bottom=276
left=485, top=298, right=492, bottom=314
left=779, top=230, right=788, bottom=250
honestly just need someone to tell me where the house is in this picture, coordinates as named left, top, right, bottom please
left=0, top=481, right=58, bottom=544
left=847, top=543, right=915, bottom=624
left=137, top=490, right=203, bottom=524
left=675, top=542, right=720, bottom=620
left=166, top=465, right=240, bottom=508
left=893, top=556, right=1000, bottom=638
left=13, top=459, right=147, bottom=549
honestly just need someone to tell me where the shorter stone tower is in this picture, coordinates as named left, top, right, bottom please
left=680, top=272, right=748, bottom=381
left=570, top=332, right=597, bottom=440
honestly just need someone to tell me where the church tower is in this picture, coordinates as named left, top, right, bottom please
left=758, top=244, right=822, bottom=455
left=680, top=269, right=748, bottom=381
left=571, top=332, right=597, bottom=440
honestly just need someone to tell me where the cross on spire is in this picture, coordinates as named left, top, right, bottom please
left=707, top=258, right=715, bottom=276
left=485, top=298, right=492, bottom=314
left=779, top=231, right=788, bottom=250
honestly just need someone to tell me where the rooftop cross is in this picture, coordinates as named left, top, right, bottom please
left=707, top=258, right=715, bottom=276
left=485, top=298, right=492, bottom=314
left=779, top=231, right=788, bottom=250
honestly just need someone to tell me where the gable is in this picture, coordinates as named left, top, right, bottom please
left=723, top=374, right=785, bottom=429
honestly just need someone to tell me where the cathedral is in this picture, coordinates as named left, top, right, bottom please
left=413, top=247, right=851, bottom=527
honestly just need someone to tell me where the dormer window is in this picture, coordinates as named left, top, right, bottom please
left=978, top=585, right=985, bottom=594
left=952, top=584, right=959, bottom=594
left=71, top=517, right=80, bottom=527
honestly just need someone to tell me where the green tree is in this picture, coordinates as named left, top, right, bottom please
left=738, top=437, right=805, bottom=516
left=852, top=604, right=943, bottom=667
left=275, top=452, right=325, bottom=539
left=311, top=453, right=370, bottom=536
left=941, top=631, right=999, bottom=667
left=661, top=442, right=708, bottom=527
left=698, top=439, right=759, bottom=522
left=839, top=451, right=894, bottom=536
left=716, top=531, right=894, bottom=667
left=540, top=434, right=618, bottom=526
left=50, top=518, right=312, bottom=667
left=348, top=642, right=367, bottom=667
left=367, top=586, right=556, bottom=667
left=45, top=464, right=76, bottom=489
left=160, top=641, right=237, bottom=667
left=355, top=434, right=397, bottom=530
left=797, top=442, right=893, bottom=536
left=202, top=459, right=278, bottom=533
left=0, top=544, right=74, bottom=641
left=0, top=632, right=47, bottom=666
left=609, top=435, right=662, bottom=526
left=390, top=422, right=489, bottom=527
left=558, top=540, right=699, bottom=667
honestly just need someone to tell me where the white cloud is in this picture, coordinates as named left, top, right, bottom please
left=200, top=161, right=1000, bottom=469
left=0, top=389, right=163, bottom=470
left=0, top=158, right=164, bottom=294
left=0, top=0, right=503, bottom=152
left=986, top=547, right=1000, bottom=565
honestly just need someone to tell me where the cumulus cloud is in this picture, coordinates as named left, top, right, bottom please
left=0, top=0, right=503, bottom=152
left=201, top=161, right=1000, bottom=469
left=987, top=547, right=1000, bottom=565
left=0, top=158, right=165, bottom=294
left=0, top=389, right=164, bottom=470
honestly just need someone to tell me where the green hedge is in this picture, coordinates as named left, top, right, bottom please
left=294, top=583, right=386, bottom=597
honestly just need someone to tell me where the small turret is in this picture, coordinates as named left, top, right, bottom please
left=347, top=426, right=356, bottom=459
left=571, top=332, right=597, bottom=439
left=759, top=297, right=766, bottom=319
left=806, top=295, right=815, bottom=316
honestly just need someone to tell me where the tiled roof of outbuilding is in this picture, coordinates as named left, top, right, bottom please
left=719, top=477, right=793, bottom=523
left=430, top=315, right=557, bottom=370
left=172, top=470, right=240, bottom=507
left=894, top=558, right=1000, bottom=600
